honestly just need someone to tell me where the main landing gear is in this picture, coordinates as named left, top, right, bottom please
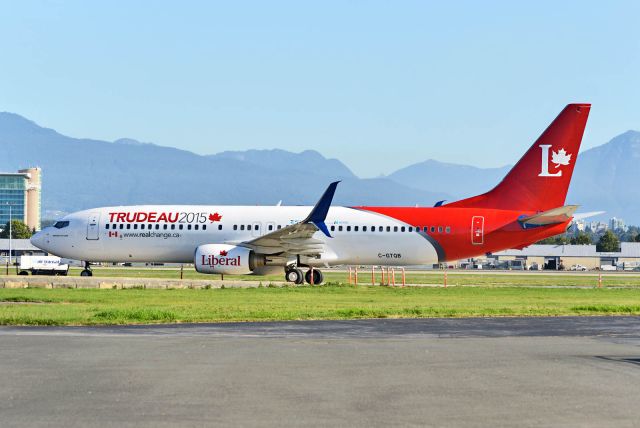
left=285, top=267, right=324, bottom=285
left=80, top=262, right=93, bottom=277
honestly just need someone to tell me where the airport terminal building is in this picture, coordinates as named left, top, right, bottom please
left=0, top=239, right=46, bottom=259
left=490, top=242, right=640, bottom=270
left=0, top=167, right=42, bottom=231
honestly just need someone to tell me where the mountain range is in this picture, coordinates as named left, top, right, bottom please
left=0, top=112, right=639, bottom=223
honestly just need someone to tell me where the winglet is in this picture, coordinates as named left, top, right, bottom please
left=304, top=181, right=340, bottom=238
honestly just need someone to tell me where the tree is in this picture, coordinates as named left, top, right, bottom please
left=596, top=230, right=620, bottom=252
left=571, top=232, right=592, bottom=245
left=536, top=234, right=570, bottom=245
left=0, top=220, right=33, bottom=239
left=635, top=233, right=640, bottom=243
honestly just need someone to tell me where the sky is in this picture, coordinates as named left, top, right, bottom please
left=1, top=1, right=639, bottom=177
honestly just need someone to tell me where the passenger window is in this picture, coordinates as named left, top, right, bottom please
left=268, top=225, right=273, bottom=231
left=240, top=225, right=245, bottom=231
left=105, top=224, right=110, bottom=230
left=430, top=226, right=435, bottom=233
left=379, top=226, right=383, bottom=232
left=354, top=226, right=359, bottom=232
left=408, top=227, right=412, bottom=232
left=195, top=225, right=199, bottom=230
left=438, top=226, right=443, bottom=233
left=217, top=225, right=221, bottom=231
left=394, top=226, right=398, bottom=232
left=140, top=224, right=145, bottom=230
left=423, top=226, right=428, bottom=232
left=339, top=226, right=343, bottom=231
left=127, top=224, right=131, bottom=230
left=330, top=225, right=335, bottom=232
left=233, top=225, right=237, bottom=230
left=171, top=224, right=175, bottom=230
left=386, top=226, right=391, bottom=232
left=401, top=226, right=405, bottom=232
left=346, top=226, right=351, bottom=232
left=133, top=224, right=138, bottom=230
left=277, top=225, right=282, bottom=229
left=363, top=226, right=367, bottom=232
left=179, top=224, right=184, bottom=230
left=120, top=224, right=124, bottom=230
left=446, top=226, right=451, bottom=233
left=163, top=224, right=168, bottom=230
left=255, top=225, right=259, bottom=230
left=247, top=225, right=252, bottom=231
left=188, top=224, right=192, bottom=230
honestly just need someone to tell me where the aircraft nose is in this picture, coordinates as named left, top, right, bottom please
left=30, top=231, right=44, bottom=249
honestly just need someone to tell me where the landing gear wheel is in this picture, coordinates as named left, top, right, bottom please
left=285, top=268, right=304, bottom=284
left=80, top=262, right=93, bottom=277
left=305, top=269, right=323, bottom=285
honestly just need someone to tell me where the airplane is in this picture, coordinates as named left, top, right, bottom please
left=31, top=103, right=591, bottom=284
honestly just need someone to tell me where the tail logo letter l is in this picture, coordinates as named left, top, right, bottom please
left=538, top=144, right=563, bottom=177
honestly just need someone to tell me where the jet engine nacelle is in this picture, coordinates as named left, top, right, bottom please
left=194, top=244, right=264, bottom=275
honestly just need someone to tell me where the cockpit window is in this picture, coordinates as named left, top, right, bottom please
left=53, top=221, right=70, bottom=229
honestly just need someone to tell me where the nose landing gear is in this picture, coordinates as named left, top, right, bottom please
left=80, top=262, right=93, bottom=277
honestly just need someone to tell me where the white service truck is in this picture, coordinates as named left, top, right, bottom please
left=18, top=256, right=69, bottom=276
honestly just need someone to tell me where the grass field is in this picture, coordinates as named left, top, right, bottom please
left=1, top=284, right=640, bottom=326
left=69, top=267, right=640, bottom=287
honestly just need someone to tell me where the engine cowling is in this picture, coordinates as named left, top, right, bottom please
left=194, top=244, right=263, bottom=275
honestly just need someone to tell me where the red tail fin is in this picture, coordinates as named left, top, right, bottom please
left=448, top=103, right=591, bottom=211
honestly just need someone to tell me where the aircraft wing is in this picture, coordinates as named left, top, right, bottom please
left=239, top=181, right=339, bottom=256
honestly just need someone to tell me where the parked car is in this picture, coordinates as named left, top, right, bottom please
left=600, top=265, right=617, bottom=271
left=528, top=262, right=542, bottom=271
left=570, top=264, right=588, bottom=271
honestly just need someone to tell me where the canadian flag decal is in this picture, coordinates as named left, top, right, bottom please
left=108, top=231, right=118, bottom=237
left=219, top=250, right=228, bottom=256
left=209, top=212, right=222, bottom=222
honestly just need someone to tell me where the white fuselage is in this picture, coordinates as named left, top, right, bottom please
left=31, top=205, right=440, bottom=267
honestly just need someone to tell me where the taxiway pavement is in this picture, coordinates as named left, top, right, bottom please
left=2, top=317, right=640, bottom=427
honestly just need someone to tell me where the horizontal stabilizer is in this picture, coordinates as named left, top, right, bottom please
left=573, top=211, right=605, bottom=221
left=518, top=205, right=578, bottom=228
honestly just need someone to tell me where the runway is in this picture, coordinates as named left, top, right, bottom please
left=2, top=317, right=640, bottom=427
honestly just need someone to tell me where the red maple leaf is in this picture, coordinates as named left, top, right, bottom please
left=219, top=250, right=228, bottom=256
left=209, top=212, right=222, bottom=222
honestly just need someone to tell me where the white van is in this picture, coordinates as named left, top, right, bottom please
left=18, top=256, right=69, bottom=276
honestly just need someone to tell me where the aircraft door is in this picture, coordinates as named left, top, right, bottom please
left=87, top=212, right=101, bottom=240
left=471, top=216, right=484, bottom=245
